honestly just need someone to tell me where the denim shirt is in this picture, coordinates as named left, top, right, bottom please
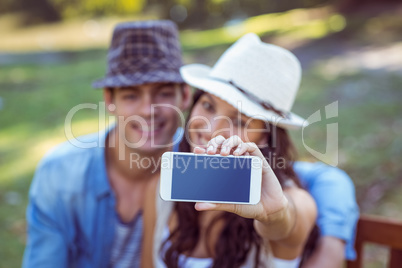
left=293, top=161, right=359, bottom=260
left=23, top=128, right=358, bottom=267
left=23, top=130, right=117, bottom=268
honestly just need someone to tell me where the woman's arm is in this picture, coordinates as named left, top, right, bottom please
left=140, top=178, right=159, bottom=268
left=300, top=236, right=345, bottom=268
left=194, top=135, right=317, bottom=258
left=262, top=187, right=317, bottom=260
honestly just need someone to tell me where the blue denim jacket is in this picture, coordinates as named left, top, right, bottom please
left=23, top=130, right=117, bottom=268
left=23, top=129, right=358, bottom=267
left=293, top=161, right=359, bottom=260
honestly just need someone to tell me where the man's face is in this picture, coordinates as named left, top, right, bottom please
left=105, top=82, right=190, bottom=155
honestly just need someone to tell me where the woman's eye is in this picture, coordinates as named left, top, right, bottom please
left=233, top=119, right=247, bottom=127
left=201, top=101, right=213, bottom=111
left=234, top=120, right=246, bottom=127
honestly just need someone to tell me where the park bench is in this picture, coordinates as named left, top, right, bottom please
left=347, top=214, right=402, bottom=268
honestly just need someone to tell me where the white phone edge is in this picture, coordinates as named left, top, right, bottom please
left=159, top=151, right=262, bottom=205
left=159, top=152, right=173, bottom=201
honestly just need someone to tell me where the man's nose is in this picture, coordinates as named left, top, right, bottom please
left=138, top=94, right=153, bottom=119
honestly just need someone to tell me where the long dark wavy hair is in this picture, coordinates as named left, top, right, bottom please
left=162, top=90, right=319, bottom=268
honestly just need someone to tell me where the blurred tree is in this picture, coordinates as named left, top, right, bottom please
left=50, top=0, right=146, bottom=18
left=0, top=0, right=146, bottom=25
left=1, top=0, right=338, bottom=27
left=0, top=0, right=13, bottom=13
left=337, top=0, right=401, bottom=13
left=0, top=0, right=61, bottom=25
left=156, top=0, right=332, bottom=29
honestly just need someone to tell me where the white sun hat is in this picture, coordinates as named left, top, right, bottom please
left=180, top=33, right=307, bottom=129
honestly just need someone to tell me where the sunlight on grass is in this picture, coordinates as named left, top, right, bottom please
left=0, top=6, right=345, bottom=52
left=0, top=117, right=111, bottom=184
left=0, top=125, right=31, bottom=150
left=180, top=7, right=346, bottom=49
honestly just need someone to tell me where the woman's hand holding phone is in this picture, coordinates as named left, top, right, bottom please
left=193, top=135, right=290, bottom=226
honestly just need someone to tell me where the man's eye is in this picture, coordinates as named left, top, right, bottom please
left=123, top=94, right=138, bottom=100
left=159, top=91, right=175, bottom=98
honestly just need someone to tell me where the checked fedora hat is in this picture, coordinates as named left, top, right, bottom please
left=92, top=20, right=184, bottom=88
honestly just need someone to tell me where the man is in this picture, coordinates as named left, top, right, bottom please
left=23, top=20, right=191, bottom=267
left=23, top=20, right=358, bottom=268
left=295, top=161, right=359, bottom=267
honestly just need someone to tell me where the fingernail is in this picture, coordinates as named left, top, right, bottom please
left=207, top=145, right=213, bottom=152
left=194, top=147, right=204, bottom=152
left=196, top=203, right=216, bottom=210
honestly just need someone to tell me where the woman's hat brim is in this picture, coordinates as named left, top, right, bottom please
left=181, top=64, right=307, bottom=130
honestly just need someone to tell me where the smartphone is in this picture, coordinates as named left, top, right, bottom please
left=160, top=152, right=262, bottom=204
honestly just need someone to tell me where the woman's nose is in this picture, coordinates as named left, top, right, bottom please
left=211, top=118, right=232, bottom=140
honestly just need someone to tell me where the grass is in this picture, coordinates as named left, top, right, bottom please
left=1, top=5, right=402, bottom=267
left=180, top=8, right=346, bottom=50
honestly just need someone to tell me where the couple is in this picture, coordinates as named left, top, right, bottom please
left=23, top=21, right=358, bottom=268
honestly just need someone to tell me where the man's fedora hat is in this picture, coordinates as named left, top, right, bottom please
left=180, top=33, right=307, bottom=129
left=92, top=20, right=184, bottom=88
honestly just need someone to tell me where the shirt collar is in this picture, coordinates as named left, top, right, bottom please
left=92, top=125, right=114, bottom=199
left=92, top=126, right=184, bottom=199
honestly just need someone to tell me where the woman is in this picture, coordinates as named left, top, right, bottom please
left=141, top=33, right=317, bottom=268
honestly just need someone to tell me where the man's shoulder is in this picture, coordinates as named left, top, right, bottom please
left=33, top=132, right=107, bottom=194
left=293, top=161, right=354, bottom=188
left=294, top=161, right=348, bottom=176
left=40, top=133, right=103, bottom=168
left=44, top=132, right=104, bottom=160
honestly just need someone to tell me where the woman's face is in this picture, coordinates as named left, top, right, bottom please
left=187, top=93, right=268, bottom=150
